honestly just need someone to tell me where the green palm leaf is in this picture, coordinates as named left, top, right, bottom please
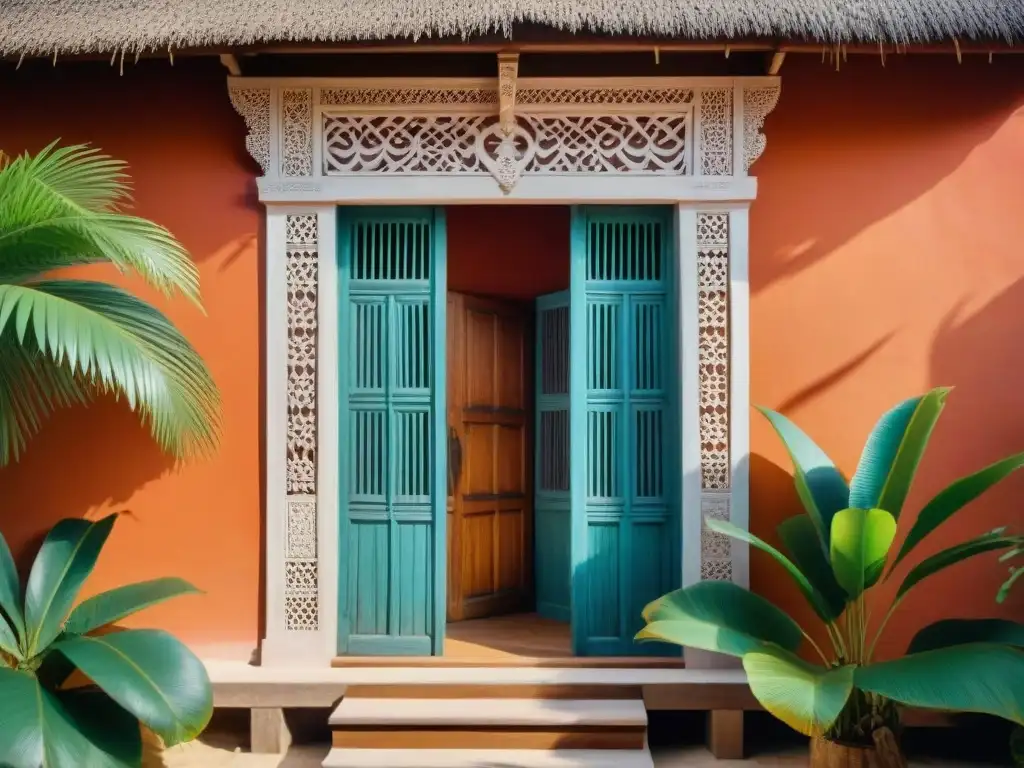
left=65, top=577, right=201, bottom=636
left=0, top=280, right=219, bottom=462
left=0, top=530, right=25, bottom=643
left=0, top=143, right=199, bottom=301
left=706, top=517, right=836, bottom=621
left=638, top=580, right=804, bottom=657
left=777, top=515, right=848, bottom=619
left=829, top=508, right=897, bottom=599
left=0, top=668, right=140, bottom=768
left=895, top=530, right=1017, bottom=603
left=743, top=647, right=854, bottom=738
left=52, top=629, right=213, bottom=747
left=856, top=643, right=1024, bottom=724
left=24, top=515, right=116, bottom=655
left=908, top=618, right=1024, bottom=654
left=890, top=454, right=1024, bottom=572
left=756, top=407, right=849, bottom=545
left=848, top=388, right=949, bottom=521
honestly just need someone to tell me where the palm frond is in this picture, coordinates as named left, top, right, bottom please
left=0, top=280, right=220, bottom=463
left=0, top=143, right=199, bottom=302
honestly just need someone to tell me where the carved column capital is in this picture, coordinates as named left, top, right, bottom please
left=228, top=86, right=272, bottom=175
left=742, top=83, right=781, bottom=171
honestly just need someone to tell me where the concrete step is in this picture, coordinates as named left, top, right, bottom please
left=329, top=697, right=648, bottom=727
left=322, top=747, right=656, bottom=768
left=342, top=683, right=644, bottom=700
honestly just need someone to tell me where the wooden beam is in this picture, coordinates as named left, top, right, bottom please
left=219, top=53, right=241, bottom=75
left=707, top=710, right=744, bottom=759
left=768, top=50, right=786, bottom=74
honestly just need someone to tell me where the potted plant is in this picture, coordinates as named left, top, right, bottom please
left=0, top=513, right=212, bottom=767
left=639, top=388, right=1024, bottom=767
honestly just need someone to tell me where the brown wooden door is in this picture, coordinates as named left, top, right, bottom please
left=446, top=292, right=532, bottom=622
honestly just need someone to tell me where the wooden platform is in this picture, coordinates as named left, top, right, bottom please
left=332, top=613, right=686, bottom=668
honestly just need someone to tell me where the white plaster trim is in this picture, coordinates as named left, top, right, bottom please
left=727, top=206, right=751, bottom=591
left=315, top=206, right=340, bottom=664
left=257, top=175, right=758, bottom=204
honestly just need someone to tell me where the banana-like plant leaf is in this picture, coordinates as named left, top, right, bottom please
left=65, top=577, right=201, bottom=636
left=908, top=618, right=1024, bottom=654
left=829, top=508, right=897, bottom=599
left=848, top=388, right=949, bottom=521
left=0, top=668, right=140, bottom=768
left=855, top=643, right=1024, bottom=725
left=0, top=531, right=24, bottom=643
left=742, top=646, right=854, bottom=737
left=706, top=517, right=834, bottom=621
left=756, top=407, right=849, bottom=546
left=890, top=453, right=1024, bottom=572
left=0, top=613, right=19, bottom=660
left=24, top=515, right=116, bottom=655
left=777, top=515, right=848, bottom=620
left=896, top=531, right=1017, bottom=602
left=639, top=581, right=804, bottom=657
left=53, top=628, right=213, bottom=746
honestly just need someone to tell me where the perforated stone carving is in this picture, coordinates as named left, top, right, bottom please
left=281, top=89, right=313, bottom=177
left=701, top=493, right=732, bottom=581
left=743, top=85, right=781, bottom=170
left=229, top=87, right=272, bottom=174
left=698, top=88, right=733, bottom=176
left=320, top=87, right=497, bottom=106
left=322, top=112, right=689, bottom=187
left=284, top=214, right=319, bottom=631
left=516, top=86, right=694, bottom=105
left=698, top=213, right=729, bottom=492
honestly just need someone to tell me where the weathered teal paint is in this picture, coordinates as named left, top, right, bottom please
left=534, top=291, right=571, bottom=623
left=337, top=207, right=446, bottom=656
left=569, top=206, right=681, bottom=657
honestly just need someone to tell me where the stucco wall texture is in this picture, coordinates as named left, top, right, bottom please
left=0, top=53, right=1021, bottom=661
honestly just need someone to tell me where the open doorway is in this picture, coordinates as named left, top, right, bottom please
left=443, top=205, right=571, bottom=659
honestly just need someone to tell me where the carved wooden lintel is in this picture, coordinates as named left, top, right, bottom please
left=497, top=52, right=519, bottom=136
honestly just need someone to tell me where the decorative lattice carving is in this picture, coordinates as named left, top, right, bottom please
left=322, top=113, right=688, bottom=189
left=281, top=89, right=313, bottom=177
left=286, top=499, right=317, bottom=560
left=284, top=214, right=319, bottom=632
left=698, top=88, right=733, bottom=176
left=228, top=87, right=272, bottom=174
left=698, top=213, right=730, bottom=491
left=743, top=85, right=781, bottom=171
left=701, top=493, right=732, bottom=581
left=516, top=87, right=694, bottom=105
left=320, top=87, right=497, bottom=106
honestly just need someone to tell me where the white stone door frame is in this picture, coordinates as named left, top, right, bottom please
left=229, top=71, right=780, bottom=667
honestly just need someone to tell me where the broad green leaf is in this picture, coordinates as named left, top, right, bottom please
left=891, top=453, right=1024, bottom=572
left=856, top=643, right=1024, bottom=724
left=707, top=517, right=834, bottom=621
left=829, top=508, right=897, bottom=598
left=0, top=668, right=140, bottom=768
left=0, top=613, right=19, bottom=659
left=0, top=531, right=25, bottom=642
left=896, top=531, right=1017, bottom=602
left=743, top=647, right=854, bottom=737
left=639, top=581, right=804, bottom=657
left=65, top=577, right=201, bottom=636
left=849, top=388, right=949, bottom=521
left=24, top=515, right=116, bottom=655
left=756, top=406, right=849, bottom=545
left=53, top=629, right=213, bottom=746
left=908, top=618, right=1024, bottom=654
left=777, top=515, right=848, bottom=619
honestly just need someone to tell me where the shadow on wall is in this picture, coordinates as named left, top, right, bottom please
left=751, top=55, right=1024, bottom=296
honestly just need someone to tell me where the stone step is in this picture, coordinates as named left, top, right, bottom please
left=322, top=747, right=656, bottom=768
left=329, top=697, right=648, bottom=727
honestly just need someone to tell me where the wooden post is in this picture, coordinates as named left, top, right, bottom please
left=707, top=710, right=744, bottom=759
left=250, top=707, right=292, bottom=754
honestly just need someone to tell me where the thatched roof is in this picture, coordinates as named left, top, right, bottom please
left=2, top=0, right=1023, bottom=57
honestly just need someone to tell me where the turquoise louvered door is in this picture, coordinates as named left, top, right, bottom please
left=569, top=206, right=680, bottom=657
left=338, top=207, right=447, bottom=656
left=534, top=292, right=572, bottom=622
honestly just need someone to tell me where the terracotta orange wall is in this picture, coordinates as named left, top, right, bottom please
left=0, top=59, right=262, bottom=660
left=751, top=54, right=1024, bottom=656
left=0, top=54, right=1021, bottom=660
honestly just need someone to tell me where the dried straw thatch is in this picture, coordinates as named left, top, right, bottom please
left=2, top=0, right=1023, bottom=57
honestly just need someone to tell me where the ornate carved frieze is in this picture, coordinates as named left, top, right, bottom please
left=698, top=211, right=732, bottom=582
left=228, top=75, right=781, bottom=192
left=285, top=213, right=319, bottom=630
